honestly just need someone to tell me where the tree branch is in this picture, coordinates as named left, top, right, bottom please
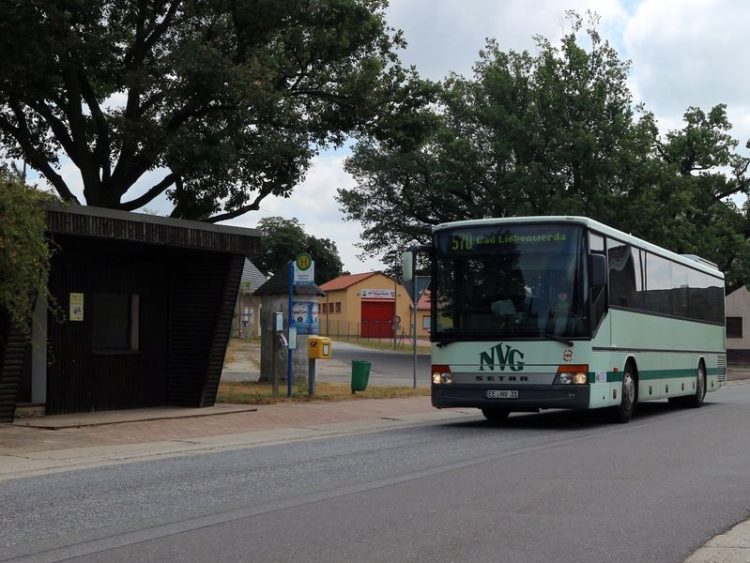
left=77, top=70, right=111, bottom=183
left=0, top=114, right=80, bottom=203
left=60, top=64, right=86, bottom=154
left=205, top=184, right=277, bottom=223
left=18, top=99, right=78, bottom=163
left=27, top=92, right=102, bottom=198
left=119, top=1, right=181, bottom=167
left=141, top=1, right=181, bottom=57
left=712, top=186, right=746, bottom=203
left=119, top=172, right=177, bottom=210
left=168, top=175, right=187, bottom=218
left=164, top=102, right=239, bottom=132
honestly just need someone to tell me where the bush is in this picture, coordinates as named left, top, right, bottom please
left=0, top=168, right=53, bottom=329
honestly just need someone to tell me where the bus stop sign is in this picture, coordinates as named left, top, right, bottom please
left=294, top=252, right=315, bottom=284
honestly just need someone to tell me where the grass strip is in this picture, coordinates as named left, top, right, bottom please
left=218, top=380, right=429, bottom=405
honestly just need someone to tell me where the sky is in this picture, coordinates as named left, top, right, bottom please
left=26, top=0, right=750, bottom=275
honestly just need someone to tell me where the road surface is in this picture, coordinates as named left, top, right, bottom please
left=3, top=385, right=750, bottom=562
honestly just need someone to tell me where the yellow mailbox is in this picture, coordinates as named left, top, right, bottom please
left=308, top=336, right=332, bottom=359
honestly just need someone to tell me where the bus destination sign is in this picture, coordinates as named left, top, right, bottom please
left=448, top=230, right=569, bottom=253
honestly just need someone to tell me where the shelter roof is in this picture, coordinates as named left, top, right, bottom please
left=45, top=204, right=262, bottom=256
left=240, top=259, right=268, bottom=291
left=254, top=270, right=326, bottom=297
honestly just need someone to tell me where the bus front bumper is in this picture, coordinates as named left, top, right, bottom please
left=432, top=383, right=591, bottom=411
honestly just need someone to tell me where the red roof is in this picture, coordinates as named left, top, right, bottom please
left=320, top=272, right=379, bottom=291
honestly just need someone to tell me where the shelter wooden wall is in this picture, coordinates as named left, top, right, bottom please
left=0, top=313, right=27, bottom=422
left=44, top=235, right=243, bottom=414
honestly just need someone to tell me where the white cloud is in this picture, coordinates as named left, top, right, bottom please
left=625, top=0, right=750, bottom=145
left=386, top=0, right=628, bottom=80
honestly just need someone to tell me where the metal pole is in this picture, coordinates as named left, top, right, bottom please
left=235, top=290, right=241, bottom=338
left=272, top=329, right=278, bottom=399
left=412, top=252, right=418, bottom=389
left=308, top=358, right=316, bottom=397
left=393, top=274, right=397, bottom=349
left=287, top=261, right=294, bottom=399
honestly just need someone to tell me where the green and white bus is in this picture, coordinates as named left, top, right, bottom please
left=402, top=216, right=726, bottom=423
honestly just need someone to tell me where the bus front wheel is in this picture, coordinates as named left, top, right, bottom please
left=685, top=363, right=707, bottom=408
left=612, top=363, right=636, bottom=423
left=482, top=408, right=510, bottom=423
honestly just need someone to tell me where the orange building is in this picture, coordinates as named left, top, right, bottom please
left=319, top=272, right=413, bottom=339
left=415, top=289, right=431, bottom=338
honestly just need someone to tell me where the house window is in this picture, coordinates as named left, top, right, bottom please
left=335, top=302, right=342, bottom=313
left=727, top=316, right=743, bottom=338
left=92, top=293, right=140, bottom=351
left=422, top=315, right=431, bottom=330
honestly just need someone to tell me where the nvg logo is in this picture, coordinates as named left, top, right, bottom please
left=479, top=343, right=525, bottom=372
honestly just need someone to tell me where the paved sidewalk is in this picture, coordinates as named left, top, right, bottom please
left=684, top=519, right=750, bottom=563
left=0, top=396, right=458, bottom=481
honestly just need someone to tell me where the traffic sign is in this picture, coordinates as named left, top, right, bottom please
left=293, top=253, right=315, bottom=284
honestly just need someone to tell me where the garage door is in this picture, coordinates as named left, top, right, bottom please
left=361, top=301, right=394, bottom=338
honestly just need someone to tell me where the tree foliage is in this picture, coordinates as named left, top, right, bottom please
left=255, top=216, right=343, bottom=283
left=339, top=12, right=750, bottom=291
left=0, top=0, right=419, bottom=221
left=0, top=167, right=54, bottom=330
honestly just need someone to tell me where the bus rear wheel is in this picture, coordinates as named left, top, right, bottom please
left=669, top=363, right=707, bottom=408
left=611, top=362, right=636, bottom=423
left=482, top=408, right=510, bottom=423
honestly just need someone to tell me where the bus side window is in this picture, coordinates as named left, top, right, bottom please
left=607, top=240, right=643, bottom=309
left=589, top=233, right=607, bottom=329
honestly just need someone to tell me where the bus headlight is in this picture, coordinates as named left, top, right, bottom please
left=554, top=365, right=589, bottom=385
left=432, top=364, right=452, bottom=384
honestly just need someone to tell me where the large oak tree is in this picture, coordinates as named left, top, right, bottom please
left=0, top=0, right=422, bottom=221
left=339, top=13, right=750, bottom=290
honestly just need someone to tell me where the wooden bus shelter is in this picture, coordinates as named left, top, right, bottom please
left=0, top=205, right=261, bottom=421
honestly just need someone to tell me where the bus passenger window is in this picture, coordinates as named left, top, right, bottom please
left=607, top=241, right=643, bottom=309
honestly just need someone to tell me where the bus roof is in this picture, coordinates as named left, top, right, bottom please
left=432, top=216, right=724, bottom=278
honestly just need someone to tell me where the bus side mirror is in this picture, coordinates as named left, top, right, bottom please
left=401, top=250, right=414, bottom=282
left=589, top=254, right=607, bottom=288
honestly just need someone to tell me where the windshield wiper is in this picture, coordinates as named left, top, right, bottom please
left=541, top=332, right=574, bottom=347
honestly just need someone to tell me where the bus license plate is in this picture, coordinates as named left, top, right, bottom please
left=486, top=390, right=518, bottom=399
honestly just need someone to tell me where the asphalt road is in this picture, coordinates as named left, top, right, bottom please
left=3, top=385, right=750, bottom=563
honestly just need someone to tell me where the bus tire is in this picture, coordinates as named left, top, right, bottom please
left=612, top=362, right=636, bottom=423
left=481, top=408, right=510, bottom=423
left=684, top=363, right=707, bottom=408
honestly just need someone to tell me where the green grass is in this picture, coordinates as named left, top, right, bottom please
left=218, top=380, right=429, bottom=405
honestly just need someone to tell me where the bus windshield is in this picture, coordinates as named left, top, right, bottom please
left=433, top=224, right=586, bottom=340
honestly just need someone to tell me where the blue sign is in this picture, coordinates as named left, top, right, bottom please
left=291, top=301, right=320, bottom=335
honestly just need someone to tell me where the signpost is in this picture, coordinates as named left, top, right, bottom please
left=287, top=253, right=315, bottom=398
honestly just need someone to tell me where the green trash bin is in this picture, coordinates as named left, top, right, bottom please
left=351, top=360, right=371, bottom=393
